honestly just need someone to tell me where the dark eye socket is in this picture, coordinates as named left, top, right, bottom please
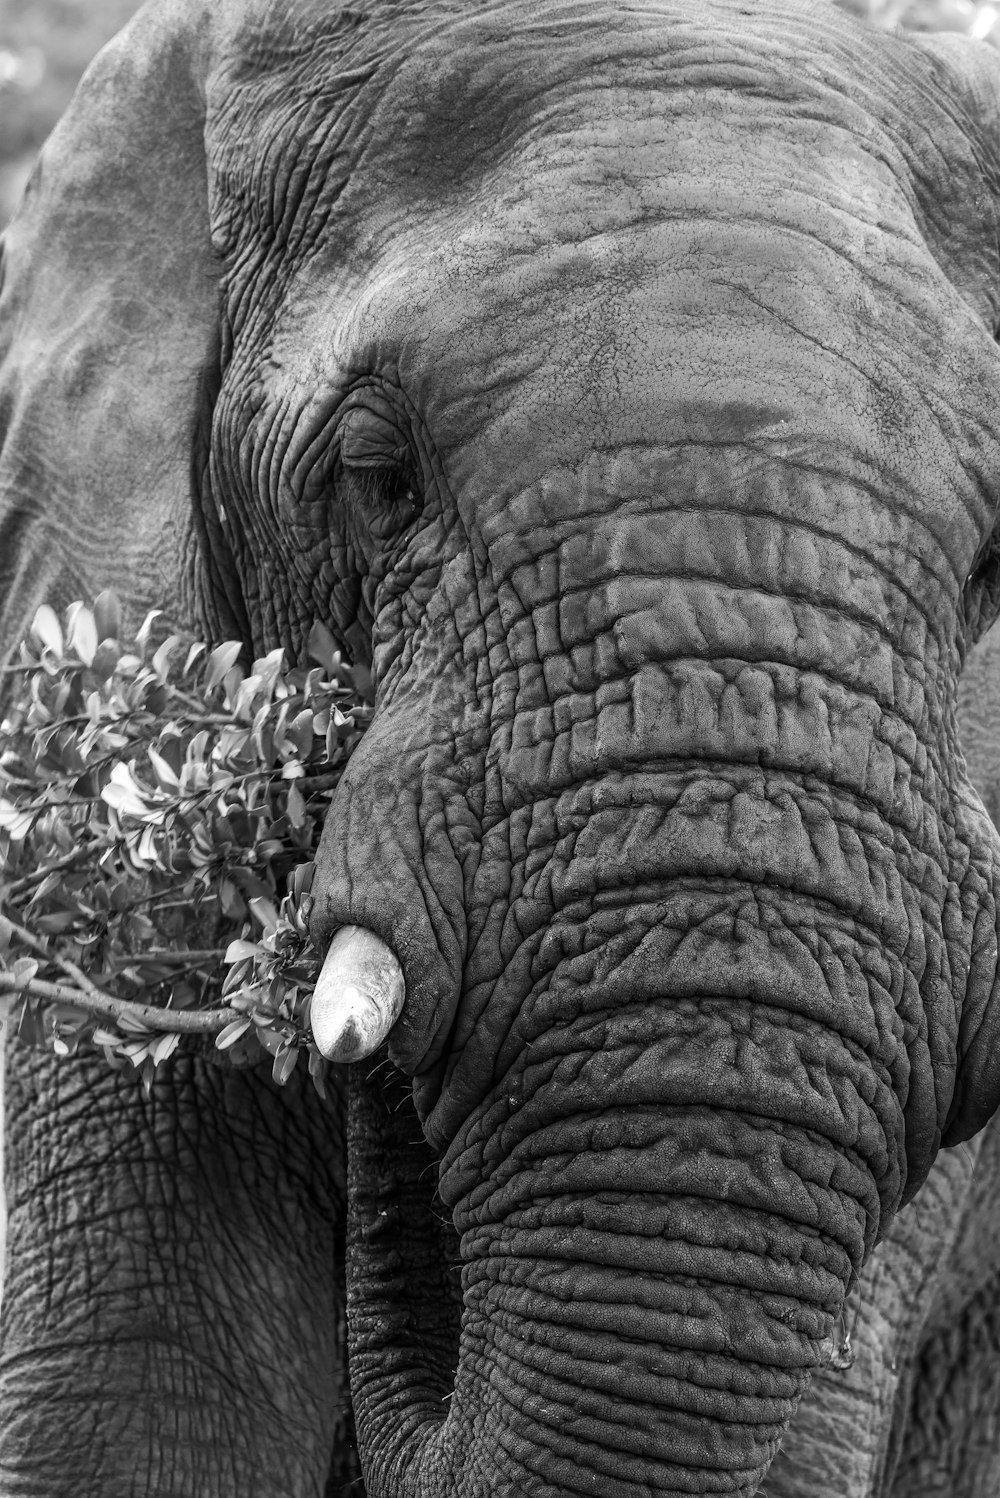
left=337, top=405, right=421, bottom=533
left=340, top=460, right=420, bottom=534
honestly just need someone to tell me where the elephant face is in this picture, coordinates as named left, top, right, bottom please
left=4, top=1, right=1000, bottom=1494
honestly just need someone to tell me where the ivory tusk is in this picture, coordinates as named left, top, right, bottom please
left=309, top=925, right=405, bottom=1062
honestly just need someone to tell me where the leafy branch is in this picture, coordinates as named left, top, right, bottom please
left=0, top=592, right=368, bottom=1096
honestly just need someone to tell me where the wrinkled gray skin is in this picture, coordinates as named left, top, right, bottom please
left=3, top=1, right=1000, bottom=1494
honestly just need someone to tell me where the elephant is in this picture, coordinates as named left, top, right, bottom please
left=5, top=0, right=1000, bottom=1493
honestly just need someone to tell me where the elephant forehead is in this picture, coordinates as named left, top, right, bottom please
left=259, top=198, right=1000, bottom=591
left=209, top=0, right=998, bottom=282
left=210, top=0, right=1000, bottom=554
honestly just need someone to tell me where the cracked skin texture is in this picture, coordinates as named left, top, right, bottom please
left=4, top=0, right=1000, bottom=1494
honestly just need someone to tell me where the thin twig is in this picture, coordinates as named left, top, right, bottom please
left=3, top=845, right=97, bottom=896
left=2, top=909, right=135, bottom=1010
left=0, top=973, right=235, bottom=1032
left=105, top=948, right=225, bottom=967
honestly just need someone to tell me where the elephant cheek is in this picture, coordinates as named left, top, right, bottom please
left=309, top=707, right=470, bottom=1073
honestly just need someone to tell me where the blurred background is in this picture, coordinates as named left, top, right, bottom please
left=1, top=0, right=1000, bottom=228
left=0, top=0, right=142, bottom=227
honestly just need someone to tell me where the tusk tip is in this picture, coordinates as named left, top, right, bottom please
left=313, top=1012, right=365, bottom=1064
left=310, top=926, right=405, bottom=1063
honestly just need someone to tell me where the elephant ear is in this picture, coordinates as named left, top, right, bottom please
left=918, top=31, right=1000, bottom=650
left=0, top=0, right=243, bottom=650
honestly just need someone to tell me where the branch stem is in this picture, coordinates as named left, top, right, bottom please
left=106, top=948, right=225, bottom=966
left=0, top=973, right=235, bottom=1032
left=1, top=911, right=108, bottom=1004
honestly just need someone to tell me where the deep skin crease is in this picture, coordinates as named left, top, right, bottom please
left=4, top=1, right=1000, bottom=1495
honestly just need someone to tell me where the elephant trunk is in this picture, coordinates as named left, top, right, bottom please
left=346, top=926, right=896, bottom=1497
left=336, top=459, right=975, bottom=1492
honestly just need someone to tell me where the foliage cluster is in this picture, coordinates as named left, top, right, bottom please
left=0, top=594, right=366, bottom=1096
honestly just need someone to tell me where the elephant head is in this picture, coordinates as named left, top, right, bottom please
left=4, top=1, right=1000, bottom=1494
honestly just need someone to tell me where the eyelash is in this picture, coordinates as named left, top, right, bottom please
left=341, top=464, right=420, bottom=527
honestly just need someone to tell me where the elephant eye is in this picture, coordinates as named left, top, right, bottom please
left=338, top=405, right=421, bottom=536
left=343, top=463, right=420, bottom=530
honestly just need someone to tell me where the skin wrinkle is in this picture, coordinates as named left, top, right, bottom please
left=478, top=719, right=942, bottom=851
left=8, top=2, right=1000, bottom=1495
left=467, top=1353, right=797, bottom=1446
left=472, top=1297, right=824, bottom=1392
left=474, top=1267, right=841, bottom=1345
left=507, top=989, right=906, bottom=1115
left=464, top=1195, right=868, bottom=1286
left=466, top=1157, right=879, bottom=1267
left=460, top=1076, right=895, bottom=1216
left=472, top=1378, right=782, bottom=1493
left=449, top=1059, right=887, bottom=1202
left=476, top=887, right=915, bottom=1049
left=473, top=1197, right=853, bottom=1282
left=1, top=1041, right=347, bottom=1495
left=532, top=837, right=929, bottom=941
left=504, top=560, right=934, bottom=694
left=490, top=654, right=920, bottom=777
left=473, top=481, right=960, bottom=647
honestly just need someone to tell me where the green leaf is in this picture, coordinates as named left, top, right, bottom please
left=249, top=896, right=280, bottom=938
left=215, top=1017, right=253, bottom=1050
left=225, top=939, right=261, bottom=963
left=92, top=1027, right=123, bottom=1047
left=251, top=648, right=286, bottom=697
left=101, top=764, right=151, bottom=820
left=0, top=799, right=34, bottom=841
left=10, top=958, right=38, bottom=989
left=116, top=1013, right=152, bottom=1035
left=135, top=825, right=160, bottom=864
left=118, top=1038, right=151, bottom=1061
left=254, top=1023, right=286, bottom=1056
left=144, top=682, right=169, bottom=715
left=93, top=590, right=122, bottom=642
left=232, top=674, right=264, bottom=721
left=288, top=709, right=315, bottom=760
left=140, top=1056, right=157, bottom=1099
left=286, top=780, right=306, bottom=830
left=146, top=746, right=181, bottom=792
left=16, top=1000, right=44, bottom=1048
left=35, top=911, right=79, bottom=934
left=183, top=641, right=207, bottom=675
left=219, top=879, right=246, bottom=920
left=290, top=861, right=315, bottom=901
left=205, top=641, right=243, bottom=691
left=31, top=604, right=63, bottom=657
left=91, top=640, right=121, bottom=680
left=135, top=610, right=163, bottom=652
left=66, top=603, right=99, bottom=666
left=307, top=620, right=338, bottom=673
left=222, top=665, right=244, bottom=706
left=271, top=1043, right=299, bottom=1085
left=151, top=634, right=181, bottom=684
left=147, top=1032, right=180, bottom=1065
left=307, top=1044, right=329, bottom=1100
